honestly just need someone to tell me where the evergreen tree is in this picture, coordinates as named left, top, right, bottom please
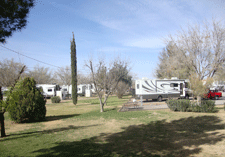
left=0, top=0, right=35, bottom=43
left=70, top=33, right=77, bottom=105
left=6, top=77, right=46, bottom=123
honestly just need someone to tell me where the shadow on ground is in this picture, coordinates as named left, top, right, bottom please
left=17, top=114, right=80, bottom=124
left=44, top=114, right=80, bottom=122
left=2, top=124, right=100, bottom=142
left=32, top=115, right=225, bottom=157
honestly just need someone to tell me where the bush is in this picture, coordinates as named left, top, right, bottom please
left=166, top=99, right=215, bottom=113
left=51, top=96, right=61, bottom=103
left=166, top=99, right=178, bottom=111
left=6, top=77, right=46, bottom=123
left=166, top=99, right=191, bottom=112
left=191, top=100, right=215, bottom=113
left=116, top=81, right=129, bottom=99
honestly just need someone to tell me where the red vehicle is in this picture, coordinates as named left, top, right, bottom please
left=206, top=89, right=222, bottom=100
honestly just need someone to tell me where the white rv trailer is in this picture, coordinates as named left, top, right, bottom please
left=85, top=84, right=96, bottom=93
left=77, top=84, right=86, bottom=96
left=36, top=84, right=61, bottom=98
left=61, top=85, right=72, bottom=97
left=135, top=77, right=190, bottom=101
left=61, top=84, right=96, bottom=97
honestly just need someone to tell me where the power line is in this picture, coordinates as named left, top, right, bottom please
left=0, top=45, right=61, bottom=68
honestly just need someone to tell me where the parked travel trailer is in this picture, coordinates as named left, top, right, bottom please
left=77, top=84, right=86, bottom=96
left=36, top=84, right=61, bottom=98
left=61, top=84, right=96, bottom=97
left=61, top=85, right=72, bottom=97
left=135, top=77, right=191, bottom=101
left=86, top=84, right=96, bottom=94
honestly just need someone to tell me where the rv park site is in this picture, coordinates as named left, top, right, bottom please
left=2, top=87, right=225, bottom=156
left=2, top=1, right=225, bottom=156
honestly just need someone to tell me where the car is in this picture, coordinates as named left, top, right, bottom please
left=206, top=88, right=222, bottom=100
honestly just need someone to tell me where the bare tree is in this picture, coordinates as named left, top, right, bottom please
left=54, top=66, right=71, bottom=85
left=116, top=81, right=130, bottom=99
left=77, top=72, right=92, bottom=85
left=189, top=73, right=213, bottom=104
left=0, top=58, right=26, bottom=87
left=54, top=66, right=92, bottom=85
left=157, top=19, right=225, bottom=102
left=115, top=73, right=132, bottom=98
left=213, top=63, right=225, bottom=85
left=85, top=57, right=130, bottom=112
left=27, top=64, right=55, bottom=84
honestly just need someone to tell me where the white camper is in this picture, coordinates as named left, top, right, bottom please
left=61, top=84, right=96, bottom=97
left=135, top=77, right=190, bottom=101
left=61, top=84, right=86, bottom=96
left=36, top=84, right=61, bottom=98
left=61, top=85, right=72, bottom=97
left=77, top=84, right=86, bottom=96
left=85, top=84, right=96, bottom=94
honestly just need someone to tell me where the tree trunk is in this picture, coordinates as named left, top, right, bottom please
left=0, top=112, right=6, bottom=137
left=98, top=95, right=104, bottom=112
left=0, top=86, right=2, bottom=100
left=104, top=92, right=107, bottom=106
left=100, top=102, right=104, bottom=112
left=0, top=87, right=5, bottom=137
left=197, top=95, right=201, bottom=105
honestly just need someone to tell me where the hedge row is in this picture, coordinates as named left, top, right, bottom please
left=166, top=99, right=215, bottom=113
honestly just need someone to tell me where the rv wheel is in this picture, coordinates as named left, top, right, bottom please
left=215, top=96, right=219, bottom=100
left=185, top=95, right=189, bottom=99
left=158, top=96, right=162, bottom=102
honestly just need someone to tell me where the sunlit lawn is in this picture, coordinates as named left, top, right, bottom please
left=1, top=95, right=225, bottom=157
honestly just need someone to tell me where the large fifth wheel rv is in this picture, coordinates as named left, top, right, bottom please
left=135, top=77, right=191, bottom=101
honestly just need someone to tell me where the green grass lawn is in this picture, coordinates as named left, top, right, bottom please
left=1, top=95, right=225, bottom=157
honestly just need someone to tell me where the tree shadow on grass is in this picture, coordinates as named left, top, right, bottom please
left=18, top=114, right=80, bottom=124
left=44, top=114, right=80, bottom=122
left=104, top=108, right=117, bottom=112
left=2, top=124, right=101, bottom=142
left=33, top=115, right=225, bottom=157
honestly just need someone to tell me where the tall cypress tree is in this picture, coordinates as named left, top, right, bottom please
left=71, top=32, right=77, bottom=105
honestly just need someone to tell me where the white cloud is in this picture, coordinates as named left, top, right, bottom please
left=123, top=37, right=164, bottom=49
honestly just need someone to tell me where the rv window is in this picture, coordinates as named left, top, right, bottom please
left=48, top=89, right=52, bottom=92
left=137, top=84, right=139, bottom=89
left=170, top=83, right=178, bottom=87
left=63, top=89, right=67, bottom=91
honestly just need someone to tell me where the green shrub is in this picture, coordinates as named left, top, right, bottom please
left=166, top=99, right=179, bottom=111
left=191, top=100, right=215, bottom=113
left=166, top=99, right=191, bottom=112
left=6, top=77, right=46, bottom=123
left=51, top=96, right=61, bottom=103
left=177, top=99, right=191, bottom=112
left=166, top=99, right=215, bottom=113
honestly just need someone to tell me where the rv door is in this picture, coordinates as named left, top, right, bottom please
left=180, top=83, right=183, bottom=96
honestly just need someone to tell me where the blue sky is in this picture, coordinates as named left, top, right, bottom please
left=1, top=0, right=225, bottom=79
